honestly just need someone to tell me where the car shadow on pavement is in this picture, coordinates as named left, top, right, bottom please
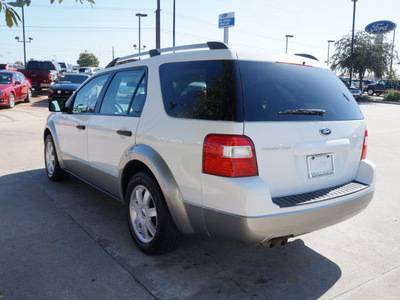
left=31, top=98, right=49, bottom=108
left=1, top=168, right=342, bottom=299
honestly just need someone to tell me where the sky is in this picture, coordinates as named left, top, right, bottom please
left=1, top=0, right=400, bottom=74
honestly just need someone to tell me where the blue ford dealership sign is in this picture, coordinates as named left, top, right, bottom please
left=219, top=12, right=235, bottom=28
left=365, top=20, right=397, bottom=34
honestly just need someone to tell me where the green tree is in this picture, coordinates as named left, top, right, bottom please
left=77, top=52, right=99, bottom=67
left=1, top=0, right=94, bottom=28
left=331, top=31, right=396, bottom=86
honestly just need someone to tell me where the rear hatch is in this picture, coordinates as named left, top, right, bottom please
left=238, top=60, right=365, bottom=197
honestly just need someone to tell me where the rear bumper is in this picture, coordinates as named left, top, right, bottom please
left=202, top=187, right=374, bottom=244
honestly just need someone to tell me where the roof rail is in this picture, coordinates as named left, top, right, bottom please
left=107, top=41, right=228, bottom=68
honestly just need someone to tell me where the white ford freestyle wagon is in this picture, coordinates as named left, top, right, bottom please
left=44, top=42, right=376, bottom=255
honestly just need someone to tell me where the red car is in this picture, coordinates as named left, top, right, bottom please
left=0, top=71, right=32, bottom=108
left=0, top=63, right=24, bottom=71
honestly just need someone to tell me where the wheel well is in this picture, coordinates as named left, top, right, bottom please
left=44, top=128, right=51, bottom=142
left=121, top=160, right=155, bottom=203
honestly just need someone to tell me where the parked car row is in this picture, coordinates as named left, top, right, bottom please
left=0, top=70, right=90, bottom=109
left=366, top=79, right=400, bottom=96
left=340, top=77, right=400, bottom=97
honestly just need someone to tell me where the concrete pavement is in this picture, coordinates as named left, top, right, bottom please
left=0, top=96, right=399, bottom=299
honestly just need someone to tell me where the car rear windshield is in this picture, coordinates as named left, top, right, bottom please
left=159, top=60, right=243, bottom=121
left=58, top=75, right=88, bottom=84
left=26, top=61, right=56, bottom=71
left=239, top=61, right=364, bottom=121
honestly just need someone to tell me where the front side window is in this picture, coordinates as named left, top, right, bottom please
left=16, top=73, right=26, bottom=82
left=72, top=74, right=108, bottom=114
left=99, top=69, right=146, bottom=115
left=159, top=60, right=242, bottom=121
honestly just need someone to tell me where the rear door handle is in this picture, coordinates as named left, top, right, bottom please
left=76, top=125, right=86, bottom=130
left=117, top=130, right=132, bottom=137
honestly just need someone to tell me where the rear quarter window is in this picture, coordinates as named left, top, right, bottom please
left=159, top=60, right=242, bottom=121
left=239, top=61, right=364, bottom=121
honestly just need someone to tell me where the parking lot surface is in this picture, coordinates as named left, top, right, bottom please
left=0, top=95, right=399, bottom=299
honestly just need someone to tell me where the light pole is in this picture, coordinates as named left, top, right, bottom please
left=173, top=0, right=176, bottom=47
left=156, top=0, right=161, bottom=49
left=285, top=35, right=294, bottom=54
left=349, top=0, right=357, bottom=88
left=327, top=40, right=335, bottom=66
left=10, top=0, right=31, bottom=66
left=135, top=13, right=148, bottom=53
left=15, top=36, right=33, bottom=66
left=390, top=29, right=396, bottom=79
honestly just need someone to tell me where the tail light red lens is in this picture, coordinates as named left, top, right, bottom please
left=202, top=134, right=258, bottom=177
left=361, top=129, right=368, bottom=160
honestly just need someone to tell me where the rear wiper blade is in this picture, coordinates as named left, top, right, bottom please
left=278, top=109, right=326, bottom=116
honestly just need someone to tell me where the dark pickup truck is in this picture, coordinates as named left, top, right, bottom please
left=21, top=60, right=61, bottom=91
left=366, top=79, right=400, bottom=96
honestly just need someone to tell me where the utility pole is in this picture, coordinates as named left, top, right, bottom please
left=349, top=0, right=357, bottom=88
left=156, top=0, right=161, bottom=49
left=173, top=0, right=176, bottom=47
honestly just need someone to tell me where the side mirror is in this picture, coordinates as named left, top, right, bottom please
left=49, top=99, right=66, bottom=112
left=14, top=81, right=21, bottom=85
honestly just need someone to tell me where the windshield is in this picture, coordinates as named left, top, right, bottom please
left=239, top=61, right=363, bottom=121
left=0, top=73, right=12, bottom=84
left=58, top=75, right=88, bottom=84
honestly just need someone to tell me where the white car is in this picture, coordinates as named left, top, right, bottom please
left=44, top=42, right=376, bottom=255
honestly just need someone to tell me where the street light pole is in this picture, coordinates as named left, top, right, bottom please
left=173, top=0, right=176, bottom=47
left=285, top=35, right=294, bottom=54
left=156, top=0, right=161, bottom=49
left=390, top=29, right=396, bottom=79
left=349, top=0, right=357, bottom=88
left=327, top=40, right=335, bottom=66
left=22, top=4, right=27, bottom=66
left=135, top=13, right=148, bottom=53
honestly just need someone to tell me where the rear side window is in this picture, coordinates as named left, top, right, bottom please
left=239, top=61, right=364, bottom=121
left=159, top=60, right=242, bottom=121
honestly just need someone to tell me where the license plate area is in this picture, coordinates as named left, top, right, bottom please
left=307, top=153, right=335, bottom=179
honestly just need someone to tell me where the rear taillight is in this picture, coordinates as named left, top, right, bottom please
left=202, top=134, right=258, bottom=177
left=361, top=129, right=368, bottom=160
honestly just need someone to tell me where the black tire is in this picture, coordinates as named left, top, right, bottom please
left=367, top=88, right=374, bottom=96
left=24, top=88, right=32, bottom=103
left=126, top=172, right=180, bottom=255
left=44, top=135, right=69, bottom=181
left=8, top=92, right=15, bottom=108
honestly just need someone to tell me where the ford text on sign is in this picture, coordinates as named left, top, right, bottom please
left=365, top=20, right=396, bottom=34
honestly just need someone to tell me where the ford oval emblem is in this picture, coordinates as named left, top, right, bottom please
left=319, top=128, right=331, bottom=135
left=365, top=20, right=396, bottom=34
